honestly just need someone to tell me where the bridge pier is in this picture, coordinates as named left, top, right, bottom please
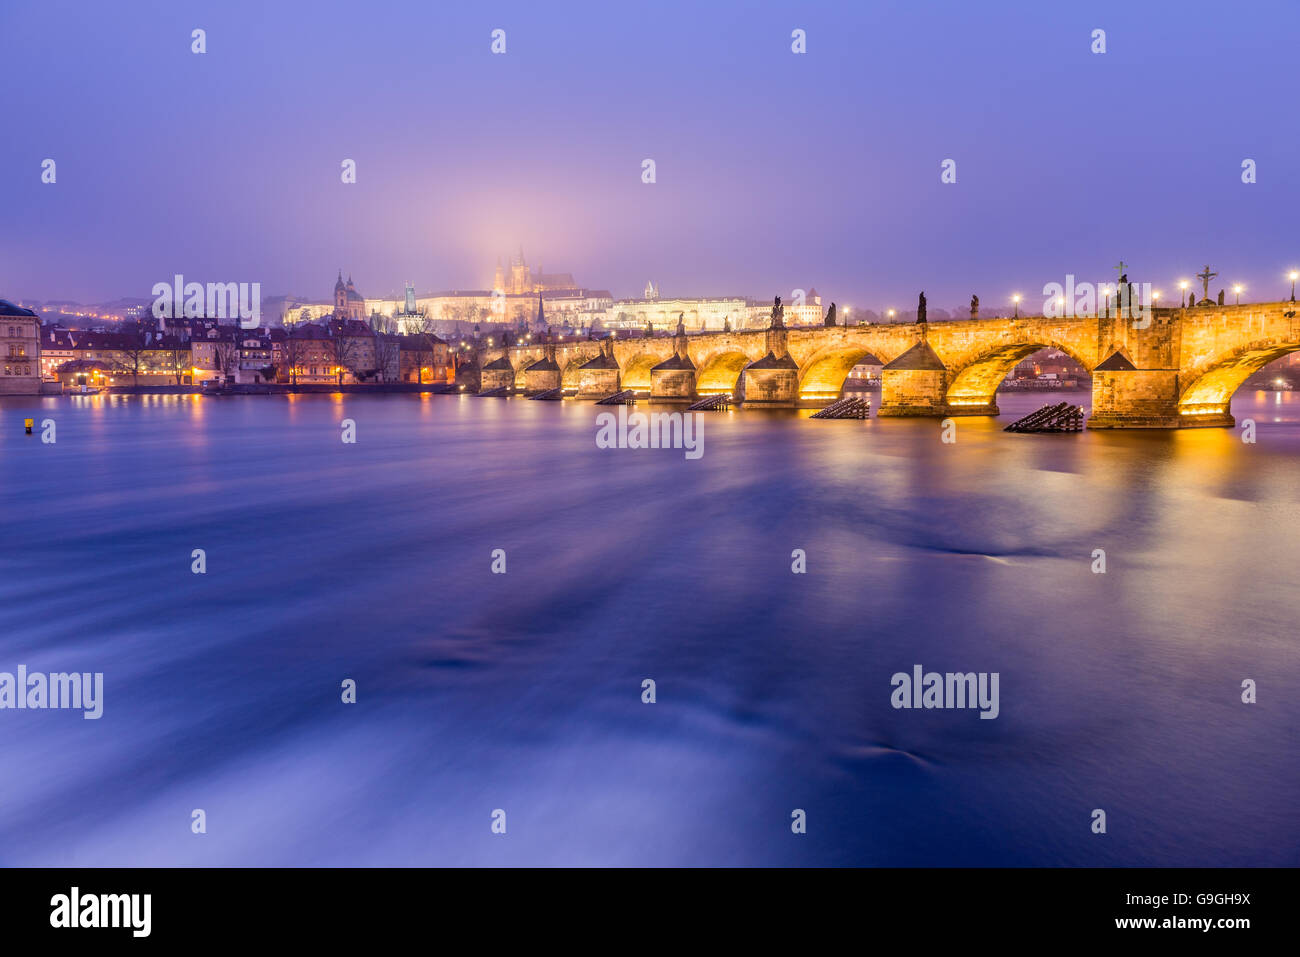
left=650, top=322, right=699, bottom=403
left=650, top=357, right=697, bottom=403
left=1086, top=353, right=1188, bottom=428
left=876, top=340, right=959, bottom=417
left=479, top=353, right=515, bottom=393
left=738, top=324, right=800, bottom=406
left=741, top=359, right=799, bottom=406
left=522, top=344, right=561, bottom=394
left=576, top=339, right=621, bottom=398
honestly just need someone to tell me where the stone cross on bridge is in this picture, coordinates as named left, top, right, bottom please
left=1197, top=264, right=1218, bottom=304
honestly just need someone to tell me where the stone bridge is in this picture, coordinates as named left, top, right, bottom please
left=465, top=302, right=1300, bottom=428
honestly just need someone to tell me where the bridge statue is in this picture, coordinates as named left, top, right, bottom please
left=917, top=292, right=927, bottom=325
left=970, top=295, right=979, bottom=318
left=824, top=303, right=837, bottom=327
left=770, top=296, right=784, bottom=329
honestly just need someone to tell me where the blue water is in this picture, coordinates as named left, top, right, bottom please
left=0, top=390, right=1297, bottom=866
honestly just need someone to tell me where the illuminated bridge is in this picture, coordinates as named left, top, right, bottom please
left=467, top=302, right=1300, bottom=429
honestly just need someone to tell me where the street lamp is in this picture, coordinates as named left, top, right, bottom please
left=1289, top=270, right=1298, bottom=302
left=1012, top=294, right=1021, bottom=319
left=887, top=309, right=896, bottom=321
left=1233, top=283, right=1243, bottom=305
left=1178, top=280, right=1190, bottom=307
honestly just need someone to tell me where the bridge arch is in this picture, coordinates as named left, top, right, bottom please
left=1178, top=339, right=1300, bottom=416
left=695, top=350, right=752, bottom=395
left=945, top=340, right=1094, bottom=409
left=619, top=352, right=662, bottom=392
left=560, top=356, right=587, bottom=392
left=797, top=346, right=889, bottom=400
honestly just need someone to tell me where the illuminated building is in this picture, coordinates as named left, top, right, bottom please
left=0, top=300, right=41, bottom=394
left=606, top=286, right=824, bottom=333
left=39, top=325, right=76, bottom=380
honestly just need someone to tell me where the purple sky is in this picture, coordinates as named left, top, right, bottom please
left=3, top=0, right=1298, bottom=313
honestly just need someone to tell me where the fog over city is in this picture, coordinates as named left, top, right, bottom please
left=5, top=0, right=1299, bottom=310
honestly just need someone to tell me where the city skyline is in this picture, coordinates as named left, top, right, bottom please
left=14, top=248, right=1300, bottom=325
left=4, top=0, right=1300, bottom=307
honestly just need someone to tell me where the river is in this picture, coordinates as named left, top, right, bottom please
left=0, top=389, right=1296, bottom=865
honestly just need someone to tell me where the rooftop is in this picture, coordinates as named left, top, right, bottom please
left=0, top=299, right=38, bottom=317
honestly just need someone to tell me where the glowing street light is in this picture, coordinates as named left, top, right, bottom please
left=1233, top=283, right=1243, bottom=305
left=1012, top=294, right=1021, bottom=319
left=1289, top=270, right=1298, bottom=302
left=1179, top=279, right=1190, bottom=307
left=887, top=309, right=896, bottom=321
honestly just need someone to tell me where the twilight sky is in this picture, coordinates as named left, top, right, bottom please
left=3, top=0, right=1298, bottom=313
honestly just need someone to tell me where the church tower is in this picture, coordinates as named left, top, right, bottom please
left=510, top=245, right=531, bottom=295
left=331, top=272, right=365, bottom=321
